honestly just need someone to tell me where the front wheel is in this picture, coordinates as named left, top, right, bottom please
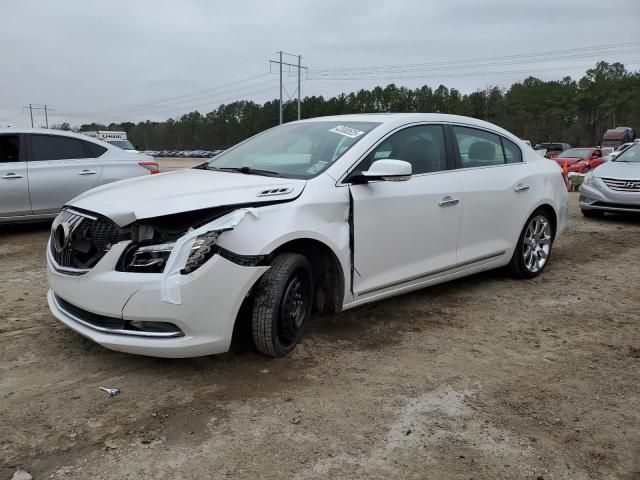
left=508, top=210, right=555, bottom=279
left=251, top=253, right=314, bottom=357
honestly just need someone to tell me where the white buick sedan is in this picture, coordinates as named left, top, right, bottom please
left=46, top=114, right=568, bottom=358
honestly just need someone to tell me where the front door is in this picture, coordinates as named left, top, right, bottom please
left=0, top=134, right=30, bottom=217
left=348, top=124, right=462, bottom=296
left=27, top=133, right=103, bottom=215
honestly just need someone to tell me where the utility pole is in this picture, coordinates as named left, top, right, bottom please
left=297, top=55, right=301, bottom=121
left=23, top=104, right=53, bottom=128
left=269, top=51, right=308, bottom=124
left=279, top=51, right=283, bottom=125
left=484, top=87, right=489, bottom=121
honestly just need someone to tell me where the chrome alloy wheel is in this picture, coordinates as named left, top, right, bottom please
left=523, top=215, right=552, bottom=273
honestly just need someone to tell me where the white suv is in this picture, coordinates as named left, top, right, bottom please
left=46, top=114, right=568, bottom=358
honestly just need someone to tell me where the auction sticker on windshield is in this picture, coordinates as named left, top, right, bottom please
left=329, top=125, right=366, bottom=138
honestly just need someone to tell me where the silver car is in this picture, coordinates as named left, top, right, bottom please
left=580, top=142, right=640, bottom=216
left=0, top=128, right=158, bottom=224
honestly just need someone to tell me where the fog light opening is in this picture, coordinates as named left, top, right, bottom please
left=126, top=320, right=184, bottom=336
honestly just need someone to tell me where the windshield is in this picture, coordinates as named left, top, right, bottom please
left=557, top=148, right=591, bottom=159
left=108, top=139, right=135, bottom=150
left=614, top=143, right=640, bottom=162
left=206, top=121, right=380, bottom=179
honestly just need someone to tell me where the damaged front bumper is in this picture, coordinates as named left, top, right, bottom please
left=47, top=237, right=268, bottom=358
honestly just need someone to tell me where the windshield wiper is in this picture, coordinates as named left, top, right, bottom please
left=193, top=162, right=212, bottom=170
left=217, top=166, right=283, bottom=177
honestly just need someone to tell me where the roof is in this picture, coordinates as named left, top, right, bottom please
left=0, top=127, right=107, bottom=146
left=296, top=113, right=520, bottom=141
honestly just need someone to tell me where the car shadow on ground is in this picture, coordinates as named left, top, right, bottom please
left=0, top=220, right=52, bottom=236
left=584, top=212, right=640, bottom=224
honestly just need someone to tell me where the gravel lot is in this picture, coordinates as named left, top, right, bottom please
left=2, top=163, right=639, bottom=479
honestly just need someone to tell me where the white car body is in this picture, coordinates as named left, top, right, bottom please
left=46, top=114, right=568, bottom=358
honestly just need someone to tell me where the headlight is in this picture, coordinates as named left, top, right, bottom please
left=124, top=231, right=221, bottom=274
left=128, top=241, right=176, bottom=273
left=583, top=171, right=594, bottom=186
left=181, top=231, right=220, bottom=274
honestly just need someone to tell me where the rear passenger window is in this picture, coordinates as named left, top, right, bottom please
left=501, top=137, right=522, bottom=163
left=453, top=126, right=506, bottom=168
left=31, top=135, right=90, bottom=161
left=0, top=135, right=20, bottom=162
left=83, top=141, right=107, bottom=158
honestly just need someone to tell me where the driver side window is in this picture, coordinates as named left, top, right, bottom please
left=358, top=125, right=447, bottom=175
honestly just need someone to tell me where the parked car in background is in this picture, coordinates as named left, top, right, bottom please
left=535, top=142, right=571, bottom=158
left=46, top=113, right=568, bottom=359
left=609, top=142, right=636, bottom=159
left=580, top=142, right=640, bottom=216
left=552, top=148, right=606, bottom=173
left=0, top=128, right=158, bottom=224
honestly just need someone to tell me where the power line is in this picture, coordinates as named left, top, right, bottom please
left=62, top=73, right=270, bottom=118
left=307, top=60, right=640, bottom=82
left=129, top=79, right=279, bottom=119
left=310, top=49, right=640, bottom=78
left=311, top=42, right=640, bottom=76
left=66, top=78, right=280, bottom=123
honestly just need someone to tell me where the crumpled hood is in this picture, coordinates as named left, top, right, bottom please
left=594, top=160, right=640, bottom=180
left=69, top=169, right=306, bottom=226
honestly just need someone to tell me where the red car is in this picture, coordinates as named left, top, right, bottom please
left=552, top=148, right=606, bottom=173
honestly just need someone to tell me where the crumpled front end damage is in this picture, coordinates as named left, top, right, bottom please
left=47, top=208, right=270, bottom=358
left=47, top=186, right=352, bottom=358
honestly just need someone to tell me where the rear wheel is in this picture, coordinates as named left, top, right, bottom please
left=581, top=209, right=604, bottom=218
left=251, top=253, right=313, bottom=357
left=508, top=209, right=555, bottom=279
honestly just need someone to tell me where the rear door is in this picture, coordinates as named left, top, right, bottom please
left=451, top=125, right=531, bottom=264
left=27, top=133, right=104, bottom=215
left=0, top=133, right=30, bottom=217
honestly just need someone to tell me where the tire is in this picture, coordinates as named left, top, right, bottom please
left=508, top=209, right=555, bottom=279
left=251, top=253, right=314, bottom=357
left=581, top=209, right=604, bottom=218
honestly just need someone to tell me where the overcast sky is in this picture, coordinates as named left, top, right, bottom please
left=2, top=0, right=639, bottom=127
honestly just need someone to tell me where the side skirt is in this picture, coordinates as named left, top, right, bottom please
left=342, top=251, right=507, bottom=311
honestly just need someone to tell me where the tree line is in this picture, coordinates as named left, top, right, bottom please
left=62, top=61, right=639, bottom=150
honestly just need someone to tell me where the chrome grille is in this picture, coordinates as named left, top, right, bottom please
left=601, top=178, right=640, bottom=192
left=50, top=208, right=130, bottom=275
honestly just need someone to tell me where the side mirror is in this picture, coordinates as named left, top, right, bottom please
left=350, top=159, right=412, bottom=184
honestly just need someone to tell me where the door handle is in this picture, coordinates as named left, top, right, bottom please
left=515, top=183, right=530, bottom=192
left=1, top=173, right=23, bottom=180
left=78, top=170, right=97, bottom=176
left=439, top=196, right=460, bottom=207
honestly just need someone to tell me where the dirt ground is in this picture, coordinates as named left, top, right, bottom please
left=2, top=167, right=639, bottom=479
